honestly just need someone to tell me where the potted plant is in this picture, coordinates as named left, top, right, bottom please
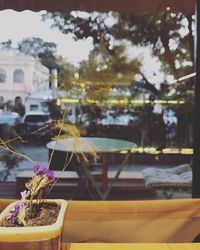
left=0, top=164, right=67, bottom=250
left=0, top=121, right=97, bottom=250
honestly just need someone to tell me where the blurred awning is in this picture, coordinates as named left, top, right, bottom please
left=0, top=0, right=195, bottom=13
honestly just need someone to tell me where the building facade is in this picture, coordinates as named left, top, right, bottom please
left=0, top=48, right=50, bottom=104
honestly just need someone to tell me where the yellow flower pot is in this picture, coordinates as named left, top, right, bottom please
left=0, top=199, right=67, bottom=250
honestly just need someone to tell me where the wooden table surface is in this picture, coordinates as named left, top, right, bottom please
left=61, top=243, right=200, bottom=250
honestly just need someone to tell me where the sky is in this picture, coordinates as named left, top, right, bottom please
left=0, top=10, right=94, bottom=65
left=0, top=10, right=164, bottom=84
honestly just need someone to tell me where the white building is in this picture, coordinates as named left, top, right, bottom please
left=25, top=69, right=58, bottom=112
left=0, top=48, right=50, bottom=104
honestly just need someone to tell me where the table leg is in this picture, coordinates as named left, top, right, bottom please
left=71, top=152, right=130, bottom=200
left=101, top=156, right=108, bottom=193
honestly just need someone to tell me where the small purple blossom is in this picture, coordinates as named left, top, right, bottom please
left=34, top=165, right=47, bottom=175
left=8, top=202, right=23, bottom=224
left=14, top=202, right=23, bottom=211
left=46, top=170, right=55, bottom=182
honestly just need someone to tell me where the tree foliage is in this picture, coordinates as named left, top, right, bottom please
left=77, top=44, right=141, bottom=102
left=112, top=12, right=194, bottom=78
left=0, top=39, right=13, bottom=49
left=79, top=44, right=140, bottom=84
left=17, top=37, right=59, bottom=70
left=42, top=11, right=194, bottom=78
left=57, top=58, right=77, bottom=91
left=42, top=11, right=112, bottom=49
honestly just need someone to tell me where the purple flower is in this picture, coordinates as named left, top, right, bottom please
left=8, top=202, right=23, bottom=224
left=14, top=202, right=23, bottom=211
left=34, top=165, right=47, bottom=175
left=46, top=170, right=55, bottom=182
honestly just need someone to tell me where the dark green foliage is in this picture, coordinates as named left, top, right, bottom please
left=17, top=37, right=59, bottom=70
left=0, top=39, right=13, bottom=49
left=42, top=11, right=194, bottom=78
left=42, top=11, right=112, bottom=49
left=0, top=126, right=24, bottom=181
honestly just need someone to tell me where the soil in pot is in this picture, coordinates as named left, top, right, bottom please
left=0, top=203, right=60, bottom=227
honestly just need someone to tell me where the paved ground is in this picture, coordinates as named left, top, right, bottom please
left=16, top=143, right=49, bottom=169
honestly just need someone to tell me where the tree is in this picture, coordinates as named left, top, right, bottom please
left=0, top=126, right=24, bottom=181
left=42, top=11, right=194, bottom=79
left=56, top=41, right=141, bottom=102
left=0, top=39, right=13, bottom=49
left=56, top=58, right=77, bottom=92
left=112, top=12, right=194, bottom=78
left=17, top=37, right=59, bottom=70
left=42, top=11, right=111, bottom=49
left=78, top=44, right=141, bottom=102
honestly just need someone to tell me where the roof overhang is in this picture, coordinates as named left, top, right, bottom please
left=0, top=0, right=195, bottom=14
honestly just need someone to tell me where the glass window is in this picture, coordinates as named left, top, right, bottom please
left=0, top=69, right=6, bottom=83
left=13, top=69, right=24, bottom=83
left=0, top=96, right=4, bottom=103
left=30, top=104, right=39, bottom=111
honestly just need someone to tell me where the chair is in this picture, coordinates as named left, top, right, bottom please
left=142, top=163, right=192, bottom=198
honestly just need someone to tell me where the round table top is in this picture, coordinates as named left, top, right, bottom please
left=46, top=137, right=136, bottom=153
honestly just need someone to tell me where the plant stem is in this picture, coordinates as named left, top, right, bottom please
left=29, top=194, right=34, bottom=216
